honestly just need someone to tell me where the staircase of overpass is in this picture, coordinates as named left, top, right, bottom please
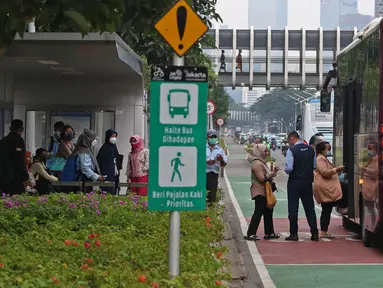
left=202, top=26, right=358, bottom=89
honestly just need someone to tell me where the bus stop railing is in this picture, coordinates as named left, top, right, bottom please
left=51, top=181, right=147, bottom=195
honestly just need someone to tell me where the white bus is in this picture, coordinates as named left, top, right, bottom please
left=300, top=97, right=334, bottom=145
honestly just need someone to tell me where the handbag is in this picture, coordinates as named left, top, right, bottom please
left=265, top=181, right=277, bottom=209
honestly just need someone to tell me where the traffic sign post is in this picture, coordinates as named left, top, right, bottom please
left=155, top=0, right=209, bottom=57
left=216, top=118, right=224, bottom=137
left=207, top=100, right=216, bottom=115
left=153, top=0, right=209, bottom=279
left=207, top=100, right=216, bottom=130
left=149, top=63, right=208, bottom=277
left=216, top=117, right=224, bottom=126
left=149, top=65, right=208, bottom=211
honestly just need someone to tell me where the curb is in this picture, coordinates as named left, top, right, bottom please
left=223, top=142, right=276, bottom=288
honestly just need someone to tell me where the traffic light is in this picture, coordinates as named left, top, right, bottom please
left=320, top=90, right=331, bottom=112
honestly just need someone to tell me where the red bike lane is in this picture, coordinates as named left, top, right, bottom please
left=225, top=139, right=383, bottom=288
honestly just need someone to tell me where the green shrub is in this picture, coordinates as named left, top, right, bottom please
left=0, top=192, right=230, bottom=287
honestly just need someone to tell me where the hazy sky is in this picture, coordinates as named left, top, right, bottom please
left=215, top=0, right=375, bottom=28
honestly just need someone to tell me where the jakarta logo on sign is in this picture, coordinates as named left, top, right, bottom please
left=154, top=0, right=209, bottom=57
left=149, top=65, right=208, bottom=211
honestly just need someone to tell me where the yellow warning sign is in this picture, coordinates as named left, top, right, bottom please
left=155, top=0, right=209, bottom=57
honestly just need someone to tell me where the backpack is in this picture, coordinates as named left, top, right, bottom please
left=60, top=155, right=81, bottom=181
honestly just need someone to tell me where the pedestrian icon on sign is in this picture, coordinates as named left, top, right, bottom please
left=171, top=152, right=185, bottom=182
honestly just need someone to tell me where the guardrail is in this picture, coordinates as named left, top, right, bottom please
left=51, top=181, right=147, bottom=195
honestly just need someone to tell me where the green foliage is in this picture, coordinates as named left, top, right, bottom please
left=122, top=0, right=221, bottom=66
left=0, top=0, right=125, bottom=48
left=0, top=192, right=230, bottom=287
left=210, top=84, right=230, bottom=127
left=249, top=89, right=315, bottom=122
left=1, top=0, right=229, bottom=122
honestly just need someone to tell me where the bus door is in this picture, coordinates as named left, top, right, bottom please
left=342, top=80, right=357, bottom=220
left=342, top=79, right=362, bottom=223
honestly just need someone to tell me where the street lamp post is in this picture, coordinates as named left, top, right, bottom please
left=283, top=94, right=310, bottom=130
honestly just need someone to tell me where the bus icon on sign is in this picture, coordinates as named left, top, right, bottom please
left=167, top=89, right=191, bottom=118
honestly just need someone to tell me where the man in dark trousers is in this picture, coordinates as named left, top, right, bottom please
left=284, top=131, right=319, bottom=241
left=206, top=129, right=227, bottom=206
left=0, top=119, right=30, bottom=195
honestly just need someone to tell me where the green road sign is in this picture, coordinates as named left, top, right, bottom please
left=149, top=65, right=208, bottom=211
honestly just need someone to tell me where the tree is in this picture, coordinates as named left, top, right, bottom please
left=209, top=83, right=229, bottom=127
left=1, top=0, right=229, bottom=122
left=0, top=0, right=125, bottom=48
left=250, top=90, right=293, bottom=122
left=122, top=0, right=221, bottom=66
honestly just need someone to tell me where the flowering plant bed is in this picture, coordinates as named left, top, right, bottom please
left=0, top=192, right=230, bottom=287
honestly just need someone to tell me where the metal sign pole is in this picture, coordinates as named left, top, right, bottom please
left=168, top=53, right=183, bottom=278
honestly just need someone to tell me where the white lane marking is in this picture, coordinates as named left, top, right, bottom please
left=268, top=263, right=383, bottom=266
left=224, top=170, right=276, bottom=288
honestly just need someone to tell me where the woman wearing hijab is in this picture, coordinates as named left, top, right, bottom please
left=97, top=129, right=120, bottom=194
left=245, top=144, right=280, bottom=241
left=126, top=135, right=149, bottom=196
left=73, top=129, right=104, bottom=183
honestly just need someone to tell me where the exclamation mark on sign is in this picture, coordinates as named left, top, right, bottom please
left=177, top=6, right=187, bottom=50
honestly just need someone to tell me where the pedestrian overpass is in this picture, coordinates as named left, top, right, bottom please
left=202, top=26, right=358, bottom=89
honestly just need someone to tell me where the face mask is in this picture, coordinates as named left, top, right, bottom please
left=64, top=132, right=73, bottom=141
left=55, top=131, right=61, bottom=137
left=368, top=151, right=376, bottom=157
left=109, top=137, right=117, bottom=145
left=91, top=139, right=97, bottom=147
left=208, top=138, right=218, bottom=145
left=326, top=151, right=331, bottom=157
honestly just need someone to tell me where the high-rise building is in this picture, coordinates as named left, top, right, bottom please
left=320, top=0, right=358, bottom=29
left=248, top=0, right=288, bottom=29
left=376, top=0, right=383, bottom=17
left=339, top=13, right=373, bottom=29
left=242, top=87, right=266, bottom=107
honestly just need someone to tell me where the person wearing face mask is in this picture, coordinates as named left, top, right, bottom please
left=56, top=125, right=75, bottom=159
left=48, top=121, right=64, bottom=156
left=74, top=130, right=104, bottom=183
left=309, top=133, right=324, bottom=150
left=46, top=121, right=65, bottom=170
left=206, top=129, right=227, bottom=206
left=361, top=142, right=379, bottom=203
left=97, top=129, right=121, bottom=195
left=313, top=141, right=343, bottom=238
left=126, top=135, right=149, bottom=196
left=29, top=148, right=58, bottom=194
left=245, top=144, right=280, bottom=241
left=284, top=131, right=319, bottom=241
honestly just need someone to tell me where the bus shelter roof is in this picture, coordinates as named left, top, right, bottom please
left=0, top=32, right=143, bottom=84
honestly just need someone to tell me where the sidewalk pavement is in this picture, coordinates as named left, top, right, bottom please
left=222, top=174, right=264, bottom=288
left=220, top=140, right=266, bottom=288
